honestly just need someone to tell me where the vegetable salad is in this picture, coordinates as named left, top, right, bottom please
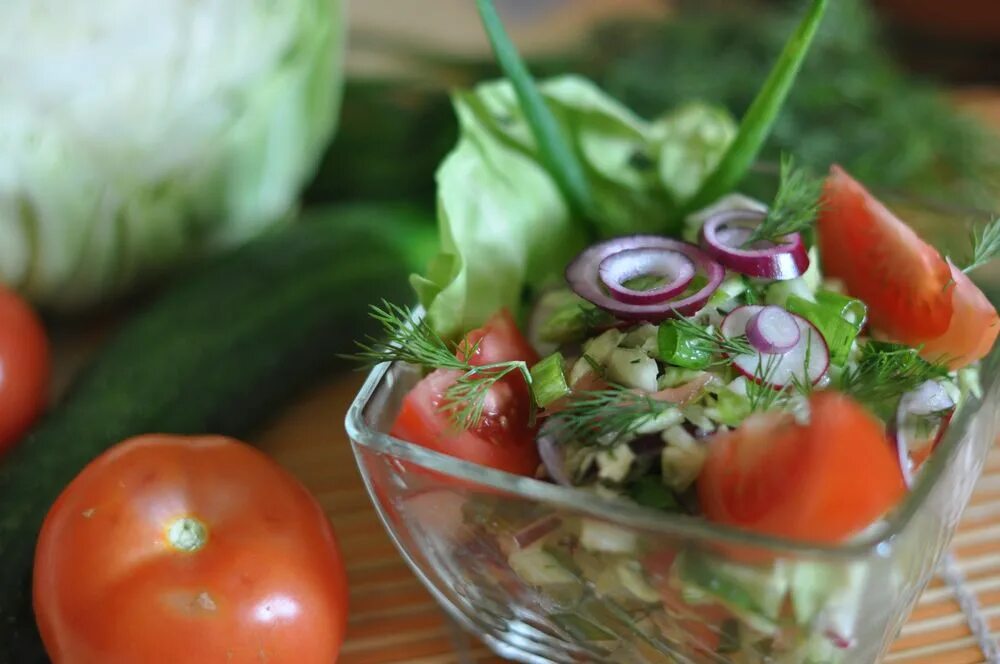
left=355, top=0, right=1000, bottom=660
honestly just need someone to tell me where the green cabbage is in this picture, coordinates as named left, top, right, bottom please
left=0, top=0, right=344, bottom=310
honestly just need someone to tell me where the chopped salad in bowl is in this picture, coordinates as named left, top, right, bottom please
left=346, top=1, right=1000, bottom=661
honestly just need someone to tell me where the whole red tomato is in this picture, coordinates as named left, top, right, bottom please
left=34, top=434, right=348, bottom=664
left=0, top=285, right=49, bottom=453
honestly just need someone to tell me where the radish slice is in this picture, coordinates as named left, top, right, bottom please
left=746, top=305, right=801, bottom=354
left=598, top=247, right=696, bottom=305
left=721, top=305, right=829, bottom=388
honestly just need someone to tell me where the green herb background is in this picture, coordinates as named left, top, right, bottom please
left=309, top=0, right=1000, bottom=212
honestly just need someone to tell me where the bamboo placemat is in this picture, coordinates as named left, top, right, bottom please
left=255, top=375, right=1000, bottom=664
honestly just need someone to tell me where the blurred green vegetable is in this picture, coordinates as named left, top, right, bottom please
left=0, top=0, right=345, bottom=311
left=316, top=0, right=999, bottom=210
left=583, top=0, right=1000, bottom=207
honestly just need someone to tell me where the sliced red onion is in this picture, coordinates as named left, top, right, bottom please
left=934, top=410, right=955, bottom=449
left=538, top=433, right=572, bottom=486
left=566, top=235, right=724, bottom=322
left=513, top=514, right=562, bottom=549
left=721, top=305, right=829, bottom=388
left=890, top=383, right=956, bottom=487
left=746, top=305, right=801, bottom=354
left=824, top=629, right=855, bottom=651
left=598, top=247, right=695, bottom=305
left=887, top=417, right=915, bottom=489
left=699, top=209, right=810, bottom=280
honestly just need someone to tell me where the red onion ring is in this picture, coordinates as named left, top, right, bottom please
left=512, top=514, right=562, bottom=549
left=699, top=209, right=810, bottom=280
left=746, top=305, right=801, bottom=354
left=537, top=432, right=572, bottom=486
left=566, top=235, right=724, bottom=322
left=887, top=416, right=915, bottom=489
left=890, top=382, right=956, bottom=488
left=598, top=247, right=696, bottom=305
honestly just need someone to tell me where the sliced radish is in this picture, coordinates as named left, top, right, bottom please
left=721, top=305, right=829, bottom=388
left=746, top=305, right=801, bottom=354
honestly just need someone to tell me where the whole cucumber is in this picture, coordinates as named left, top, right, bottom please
left=0, top=204, right=435, bottom=662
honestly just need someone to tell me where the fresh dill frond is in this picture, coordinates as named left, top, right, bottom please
left=351, top=301, right=467, bottom=370
left=839, top=341, right=949, bottom=416
left=547, top=385, right=672, bottom=447
left=442, top=362, right=531, bottom=431
left=746, top=333, right=815, bottom=413
left=350, top=301, right=534, bottom=430
left=669, top=313, right=755, bottom=358
left=962, top=216, right=1000, bottom=275
left=746, top=353, right=789, bottom=413
left=785, top=332, right=816, bottom=401
left=746, top=154, right=823, bottom=245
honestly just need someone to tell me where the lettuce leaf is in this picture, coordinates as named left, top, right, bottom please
left=416, top=75, right=736, bottom=338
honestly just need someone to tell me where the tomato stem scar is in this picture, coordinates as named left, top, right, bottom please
left=166, top=516, right=208, bottom=552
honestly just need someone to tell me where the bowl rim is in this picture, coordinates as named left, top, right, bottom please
left=345, top=307, right=1000, bottom=562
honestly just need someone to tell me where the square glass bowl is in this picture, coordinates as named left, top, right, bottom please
left=346, top=343, right=1000, bottom=663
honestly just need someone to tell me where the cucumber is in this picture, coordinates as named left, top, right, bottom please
left=0, top=204, right=435, bottom=662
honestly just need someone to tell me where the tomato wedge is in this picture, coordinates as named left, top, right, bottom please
left=391, top=310, right=540, bottom=476
left=698, top=391, right=905, bottom=543
left=817, top=165, right=998, bottom=368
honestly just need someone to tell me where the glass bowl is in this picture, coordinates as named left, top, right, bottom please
left=346, top=338, right=1000, bottom=663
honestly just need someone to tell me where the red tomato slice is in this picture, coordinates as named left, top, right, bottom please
left=698, top=391, right=905, bottom=543
left=391, top=310, right=540, bottom=476
left=817, top=165, right=998, bottom=368
left=921, top=262, right=1000, bottom=368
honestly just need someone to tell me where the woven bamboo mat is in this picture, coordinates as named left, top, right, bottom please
left=255, top=375, right=1000, bottom=664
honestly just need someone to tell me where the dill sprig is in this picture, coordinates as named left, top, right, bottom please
left=546, top=385, right=672, bottom=447
left=962, top=216, right=1000, bottom=275
left=352, top=301, right=469, bottom=370
left=746, top=332, right=814, bottom=413
left=668, top=313, right=755, bottom=359
left=351, top=301, right=533, bottom=429
left=441, top=362, right=530, bottom=431
left=838, top=341, right=949, bottom=415
left=746, top=353, right=788, bottom=412
left=746, top=155, right=823, bottom=245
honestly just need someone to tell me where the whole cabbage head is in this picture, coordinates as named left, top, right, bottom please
left=0, top=0, right=344, bottom=311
